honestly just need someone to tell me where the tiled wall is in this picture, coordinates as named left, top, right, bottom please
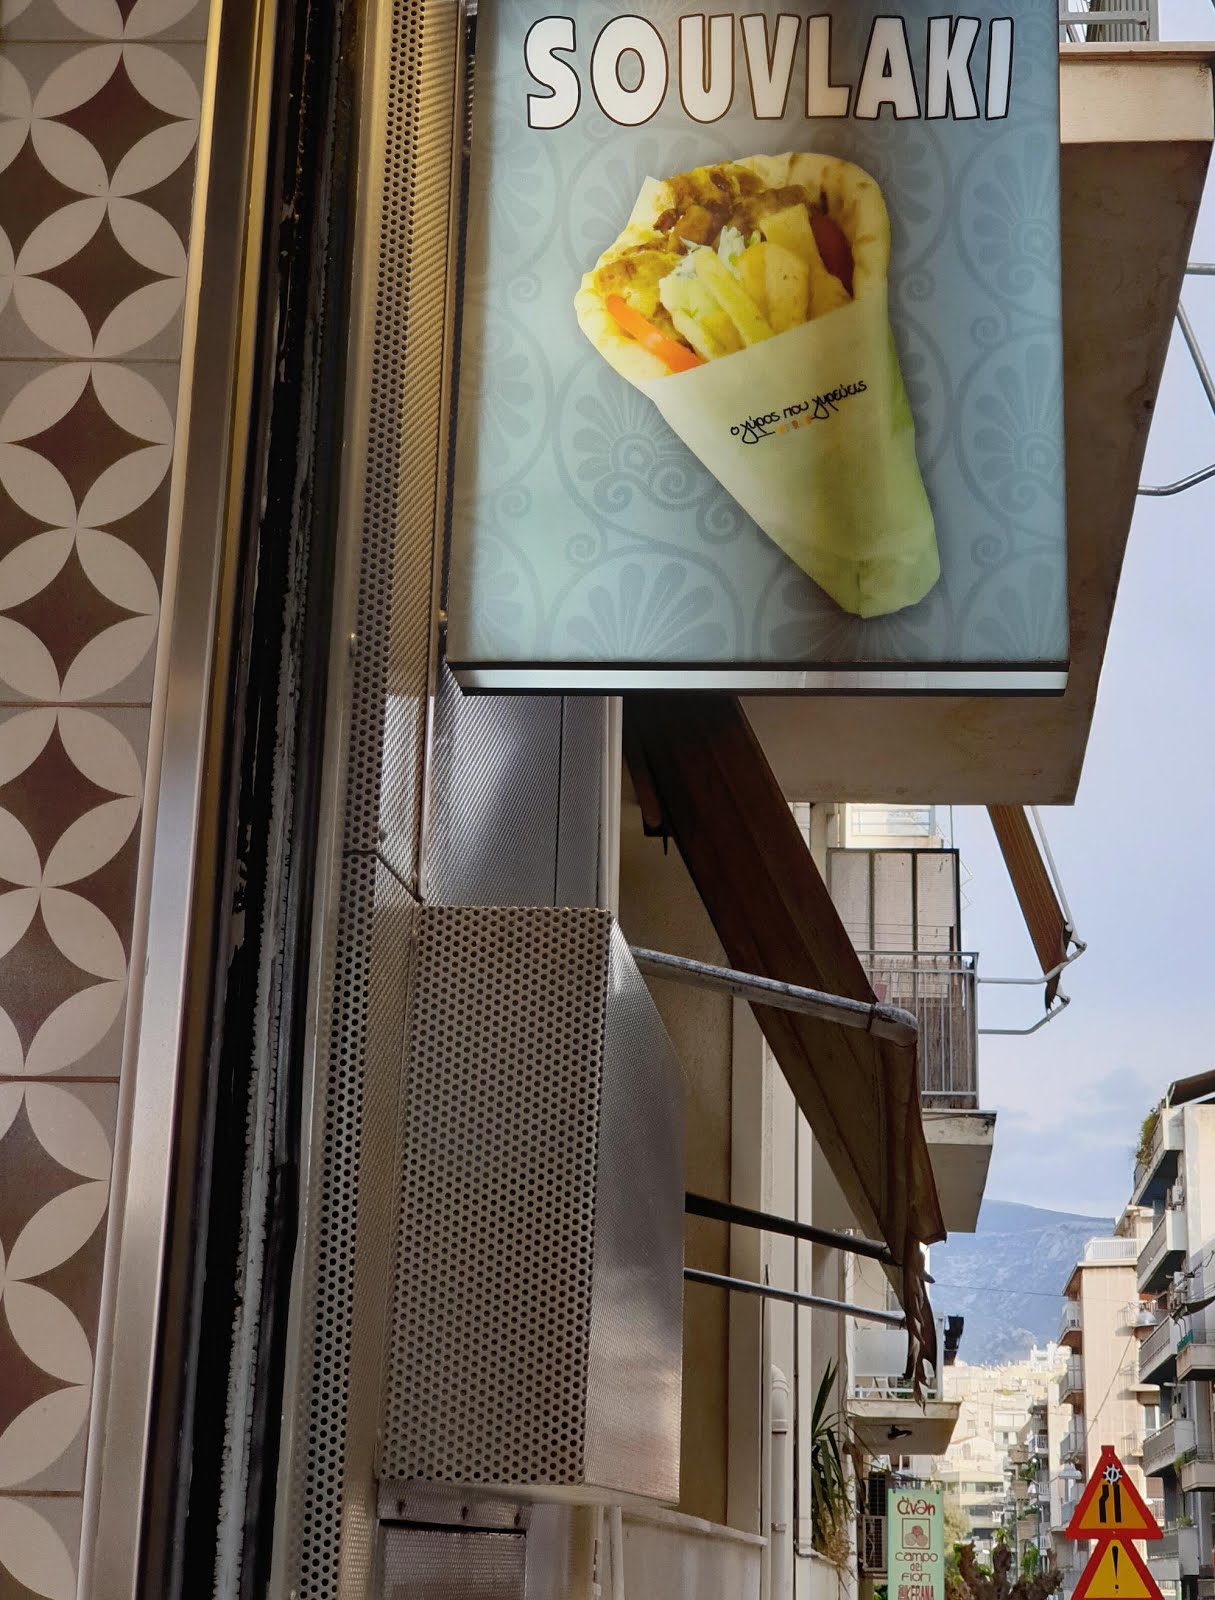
left=0, top=1, right=210, bottom=1594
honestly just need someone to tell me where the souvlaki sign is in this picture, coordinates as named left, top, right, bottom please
left=446, top=1, right=1068, bottom=693
left=524, top=15, right=1017, bottom=129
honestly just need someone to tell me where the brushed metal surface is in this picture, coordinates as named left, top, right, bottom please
left=80, top=1, right=274, bottom=1594
left=422, top=663, right=605, bottom=909
left=380, top=907, right=684, bottom=1502
left=584, top=925, right=685, bottom=1504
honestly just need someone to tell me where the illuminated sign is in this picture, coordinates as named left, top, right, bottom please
left=448, top=2, right=1066, bottom=692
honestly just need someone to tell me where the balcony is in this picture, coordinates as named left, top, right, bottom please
left=1180, top=1447, right=1215, bottom=1493
left=847, top=1323, right=961, bottom=1456
left=1059, top=0, right=1155, bottom=42
left=1149, top=1524, right=1201, bottom=1583
left=863, top=951, right=977, bottom=1108
left=1141, top=1416, right=1195, bottom=1478
left=1060, top=1356, right=1084, bottom=1406
left=1133, top=1109, right=1183, bottom=1207
left=1139, top=1316, right=1179, bottom=1385
left=861, top=950, right=993, bottom=1234
left=1138, top=1210, right=1186, bottom=1294
left=745, top=47, right=1213, bottom=807
left=1062, top=1419, right=1087, bottom=1465
left=1061, top=1300, right=1083, bottom=1349
left=1177, top=1321, right=1215, bottom=1382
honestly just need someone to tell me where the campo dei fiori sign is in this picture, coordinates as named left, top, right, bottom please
left=888, top=1486, right=945, bottom=1600
left=447, top=2, right=1067, bottom=692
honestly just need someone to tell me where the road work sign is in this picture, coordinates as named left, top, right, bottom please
left=1065, top=1446, right=1163, bottom=1540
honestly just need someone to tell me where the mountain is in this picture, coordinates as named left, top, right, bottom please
left=929, top=1199, right=1114, bottom=1366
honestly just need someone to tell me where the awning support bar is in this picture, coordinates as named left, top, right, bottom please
left=632, top=946, right=918, bottom=1046
left=685, top=1268, right=907, bottom=1327
left=686, top=1190, right=896, bottom=1266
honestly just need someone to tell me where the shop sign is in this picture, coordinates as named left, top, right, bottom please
left=447, top=2, right=1066, bottom=692
left=888, top=1485, right=946, bottom=1600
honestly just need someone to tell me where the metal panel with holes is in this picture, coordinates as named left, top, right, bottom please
left=379, top=1528, right=528, bottom=1600
left=381, top=907, right=684, bottom=1502
left=277, top=0, right=461, bottom=1592
left=340, top=0, right=461, bottom=887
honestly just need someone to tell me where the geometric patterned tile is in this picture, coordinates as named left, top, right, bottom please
left=0, top=42, right=202, bottom=362
left=0, top=363, right=174, bottom=701
left=0, top=708, right=148, bottom=1075
left=0, top=1080, right=114, bottom=1498
left=0, top=1492, right=81, bottom=1600
left=0, top=0, right=209, bottom=42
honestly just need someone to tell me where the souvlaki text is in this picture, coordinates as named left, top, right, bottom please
left=525, top=14, right=1016, bottom=131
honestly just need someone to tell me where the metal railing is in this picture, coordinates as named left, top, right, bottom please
left=1082, top=1237, right=1139, bottom=1264
left=1139, top=1211, right=1184, bottom=1287
left=1142, top=1416, right=1196, bottom=1476
left=1139, top=1315, right=1175, bottom=1378
left=1061, top=1301, right=1082, bottom=1340
left=1062, top=1418, right=1087, bottom=1462
left=1061, top=1355, right=1084, bottom=1399
left=1059, top=0, right=1158, bottom=41
left=860, top=951, right=978, bottom=1107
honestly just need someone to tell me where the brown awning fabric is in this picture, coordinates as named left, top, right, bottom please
left=625, top=694, right=945, bottom=1391
left=987, top=806, right=1072, bottom=1005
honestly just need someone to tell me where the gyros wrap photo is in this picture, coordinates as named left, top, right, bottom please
left=446, top=2, right=1067, bottom=690
left=575, top=153, right=939, bottom=620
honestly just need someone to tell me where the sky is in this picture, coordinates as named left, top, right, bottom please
left=953, top=0, right=1215, bottom=1220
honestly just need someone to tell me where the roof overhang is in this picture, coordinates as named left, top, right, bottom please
left=742, top=45, right=1215, bottom=804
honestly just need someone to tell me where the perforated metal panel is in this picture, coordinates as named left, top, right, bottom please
left=285, top=857, right=417, bottom=1598
left=381, top=907, right=684, bottom=1502
left=279, top=0, right=462, bottom=1594
left=342, top=0, right=461, bottom=887
left=383, top=908, right=607, bottom=1486
left=380, top=1528, right=527, bottom=1599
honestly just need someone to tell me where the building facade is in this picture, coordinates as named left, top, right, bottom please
left=1134, top=1093, right=1215, bottom=1600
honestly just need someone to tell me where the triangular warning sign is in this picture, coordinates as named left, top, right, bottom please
left=1066, top=1446, right=1163, bottom=1539
left=1072, top=1538, right=1163, bottom=1600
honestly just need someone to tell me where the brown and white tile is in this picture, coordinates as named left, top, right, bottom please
left=0, top=1491, right=82, bottom=1599
left=0, top=707, right=147, bottom=1076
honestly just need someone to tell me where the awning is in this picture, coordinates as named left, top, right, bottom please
left=987, top=805, right=1076, bottom=1005
left=624, top=693, right=944, bottom=1389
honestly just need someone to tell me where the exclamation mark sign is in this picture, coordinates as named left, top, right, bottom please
left=1112, top=1546, right=1120, bottom=1592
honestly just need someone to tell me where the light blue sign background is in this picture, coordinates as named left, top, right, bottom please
left=447, top=0, right=1066, bottom=673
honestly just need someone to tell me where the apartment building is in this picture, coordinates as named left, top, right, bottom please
left=925, top=1352, right=1065, bottom=1562
left=1132, top=1083, right=1215, bottom=1600
left=1051, top=1211, right=1158, bottom=1593
left=1012, top=1396, right=1068, bottom=1570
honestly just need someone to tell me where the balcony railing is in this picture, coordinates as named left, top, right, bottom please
left=1151, top=1525, right=1201, bottom=1577
left=1060, top=1356, right=1084, bottom=1402
left=1083, top=1238, right=1139, bottom=1264
left=1142, top=1416, right=1196, bottom=1478
left=1139, top=1315, right=1178, bottom=1384
left=1139, top=1210, right=1186, bottom=1294
left=1062, top=1419, right=1087, bottom=1463
left=1061, top=1301, right=1083, bottom=1344
left=861, top=951, right=978, bottom=1107
left=1059, top=0, right=1158, bottom=41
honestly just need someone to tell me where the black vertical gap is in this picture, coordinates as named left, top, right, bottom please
left=140, top=0, right=359, bottom=1590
